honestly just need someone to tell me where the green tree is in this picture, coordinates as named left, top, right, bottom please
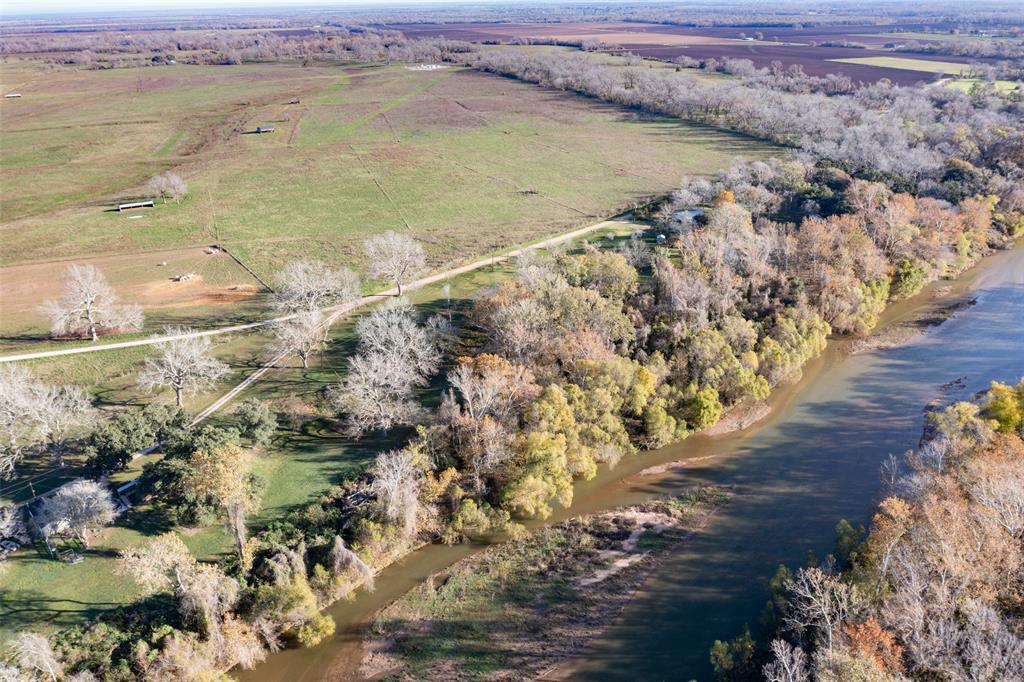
left=833, top=519, right=865, bottom=567
left=502, top=431, right=573, bottom=518
left=710, top=625, right=757, bottom=681
left=86, top=411, right=155, bottom=474
left=982, top=380, right=1024, bottom=434
left=234, top=399, right=277, bottom=446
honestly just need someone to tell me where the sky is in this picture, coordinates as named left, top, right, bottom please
left=3, top=0, right=531, bottom=17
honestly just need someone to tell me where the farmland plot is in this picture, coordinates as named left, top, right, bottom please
left=1, top=62, right=777, bottom=285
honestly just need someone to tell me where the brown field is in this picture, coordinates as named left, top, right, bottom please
left=389, top=21, right=990, bottom=85
left=390, top=20, right=963, bottom=46
left=623, top=43, right=972, bottom=83
left=0, top=246, right=266, bottom=344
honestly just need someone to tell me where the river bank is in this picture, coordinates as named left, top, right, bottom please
left=361, top=488, right=730, bottom=681
left=235, top=239, right=1023, bottom=682
left=550, top=241, right=1024, bottom=681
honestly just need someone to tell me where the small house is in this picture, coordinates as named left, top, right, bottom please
left=4, top=93, right=22, bottom=98
left=117, top=199, right=155, bottom=212
left=287, top=98, right=300, bottom=104
left=255, top=126, right=275, bottom=134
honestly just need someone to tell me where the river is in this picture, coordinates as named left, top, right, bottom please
left=238, top=242, right=1024, bottom=682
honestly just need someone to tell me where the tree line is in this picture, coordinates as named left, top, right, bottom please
left=473, top=49, right=1024, bottom=183
left=1, top=26, right=476, bottom=69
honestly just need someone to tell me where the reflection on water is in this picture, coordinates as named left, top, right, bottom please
left=238, top=245, right=1023, bottom=682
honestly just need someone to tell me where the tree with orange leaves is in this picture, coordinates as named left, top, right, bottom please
left=843, top=618, right=905, bottom=675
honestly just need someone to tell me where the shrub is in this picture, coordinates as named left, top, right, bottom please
left=295, top=614, right=335, bottom=647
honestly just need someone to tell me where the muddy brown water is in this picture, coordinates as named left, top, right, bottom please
left=237, top=243, right=1024, bottom=682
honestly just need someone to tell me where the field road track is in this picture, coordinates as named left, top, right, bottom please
left=0, top=214, right=641, bottom=365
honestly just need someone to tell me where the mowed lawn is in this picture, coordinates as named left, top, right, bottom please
left=827, top=55, right=978, bottom=75
left=1, top=61, right=777, bottom=284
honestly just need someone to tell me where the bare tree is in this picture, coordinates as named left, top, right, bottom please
left=9, top=632, right=61, bottom=681
left=38, top=480, right=116, bottom=549
left=447, top=356, right=536, bottom=424
left=654, top=257, right=714, bottom=332
left=762, top=639, right=809, bottom=682
left=179, top=563, right=241, bottom=642
left=970, top=459, right=1024, bottom=538
left=30, top=384, right=95, bottom=466
left=270, top=311, right=324, bottom=369
left=118, top=532, right=197, bottom=594
left=783, top=565, right=857, bottom=651
left=138, top=328, right=229, bottom=406
left=0, top=365, right=42, bottom=480
left=370, top=449, right=422, bottom=536
left=328, top=535, right=374, bottom=591
left=354, top=298, right=440, bottom=376
left=41, top=264, right=143, bottom=341
left=0, top=662, right=28, bottom=681
left=0, top=504, right=24, bottom=575
left=119, top=533, right=238, bottom=641
left=328, top=299, right=441, bottom=436
left=960, top=599, right=1024, bottom=681
left=364, top=231, right=426, bottom=295
left=327, top=352, right=422, bottom=436
left=148, top=171, right=188, bottom=203
left=0, top=504, right=22, bottom=540
left=273, top=260, right=360, bottom=314
left=489, top=298, right=548, bottom=361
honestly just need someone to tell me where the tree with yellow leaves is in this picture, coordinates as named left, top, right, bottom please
left=186, top=443, right=260, bottom=558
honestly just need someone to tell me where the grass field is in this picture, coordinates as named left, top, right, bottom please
left=827, top=55, right=978, bottom=75
left=1, top=60, right=775, bottom=285
left=481, top=44, right=735, bottom=82
left=1, top=330, right=273, bottom=506
left=942, top=78, right=1023, bottom=93
left=0, top=62, right=335, bottom=222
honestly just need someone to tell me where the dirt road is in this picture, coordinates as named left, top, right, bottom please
left=0, top=216, right=638, bottom=365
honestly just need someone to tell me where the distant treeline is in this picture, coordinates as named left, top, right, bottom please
left=474, top=50, right=1024, bottom=183
left=0, top=27, right=476, bottom=68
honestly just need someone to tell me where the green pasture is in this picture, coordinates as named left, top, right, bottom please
left=1, top=61, right=775, bottom=283
left=941, top=78, right=1022, bottom=93
left=0, top=62, right=335, bottom=221
left=827, top=55, right=978, bottom=75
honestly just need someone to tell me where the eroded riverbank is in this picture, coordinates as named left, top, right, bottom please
left=237, top=241, right=1024, bottom=682
left=361, top=489, right=730, bottom=680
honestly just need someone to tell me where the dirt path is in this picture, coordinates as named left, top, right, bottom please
left=0, top=214, right=639, bottom=365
